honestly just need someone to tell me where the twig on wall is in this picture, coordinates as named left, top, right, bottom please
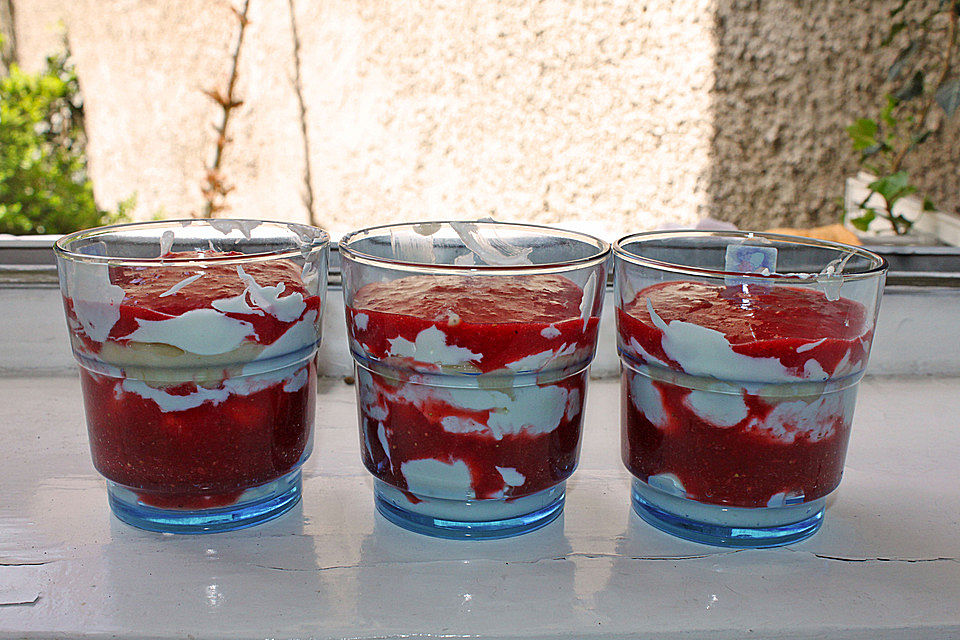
left=199, top=0, right=251, bottom=219
left=287, top=0, right=318, bottom=227
left=1, top=0, right=19, bottom=72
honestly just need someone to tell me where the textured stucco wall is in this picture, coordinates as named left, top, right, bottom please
left=6, top=0, right=959, bottom=236
left=710, top=0, right=959, bottom=230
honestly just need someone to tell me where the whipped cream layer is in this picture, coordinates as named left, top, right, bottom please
left=349, top=273, right=602, bottom=503
left=618, top=281, right=872, bottom=384
left=62, top=251, right=323, bottom=507
left=357, top=364, right=587, bottom=501
left=618, top=280, right=871, bottom=508
left=65, top=253, right=323, bottom=386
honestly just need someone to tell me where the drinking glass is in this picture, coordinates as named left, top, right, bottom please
left=55, top=219, right=328, bottom=533
left=614, top=230, right=886, bottom=547
left=340, top=221, right=609, bottom=538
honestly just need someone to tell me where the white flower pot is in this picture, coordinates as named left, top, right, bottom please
left=844, top=172, right=960, bottom=246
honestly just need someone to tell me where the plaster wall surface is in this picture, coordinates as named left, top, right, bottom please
left=7, top=0, right=959, bottom=236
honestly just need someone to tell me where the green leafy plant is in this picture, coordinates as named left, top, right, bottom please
left=0, top=42, right=132, bottom=234
left=845, top=0, right=959, bottom=235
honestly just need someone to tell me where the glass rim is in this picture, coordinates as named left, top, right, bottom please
left=613, top=229, right=888, bottom=282
left=338, top=220, right=611, bottom=272
left=53, top=218, right=330, bottom=266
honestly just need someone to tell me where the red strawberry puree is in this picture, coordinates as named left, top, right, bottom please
left=618, top=281, right=872, bottom=508
left=347, top=274, right=599, bottom=503
left=63, top=253, right=321, bottom=509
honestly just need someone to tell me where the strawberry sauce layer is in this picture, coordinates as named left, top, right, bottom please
left=350, top=274, right=594, bottom=373
left=107, top=254, right=320, bottom=346
left=618, top=281, right=869, bottom=378
left=348, top=274, right=599, bottom=501
left=65, top=253, right=321, bottom=509
left=618, top=280, right=870, bottom=508
left=359, top=369, right=586, bottom=500
left=82, top=363, right=316, bottom=508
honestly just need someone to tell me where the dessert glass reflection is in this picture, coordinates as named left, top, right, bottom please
left=340, top=221, right=609, bottom=538
left=614, top=230, right=886, bottom=547
left=55, top=219, right=328, bottom=533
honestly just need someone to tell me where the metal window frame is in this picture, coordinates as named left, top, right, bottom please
left=2, top=236, right=960, bottom=288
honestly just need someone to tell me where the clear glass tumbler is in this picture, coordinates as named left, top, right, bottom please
left=614, top=230, right=886, bottom=547
left=54, top=219, right=329, bottom=533
left=340, top=221, right=609, bottom=538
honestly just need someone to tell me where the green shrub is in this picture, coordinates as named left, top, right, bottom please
left=0, top=46, right=131, bottom=235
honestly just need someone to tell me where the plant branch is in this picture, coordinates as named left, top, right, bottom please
left=891, top=6, right=958, bottom=173
left=201, top=0, right=251, bottom=218
left=287, top=0, right=317, bottom=227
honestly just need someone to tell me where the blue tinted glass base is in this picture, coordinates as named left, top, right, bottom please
left=374, top=480, right=565, bottom=540
left=107, top=468, right=303, bottom=534
left=631, top=478, right=825, bottom=548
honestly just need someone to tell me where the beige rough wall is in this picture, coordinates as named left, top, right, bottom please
left=308, top=1, right=716, bottom=237
left=8, top=0, right=715, bottom=237
left=7, top=0, right=959, bottom=236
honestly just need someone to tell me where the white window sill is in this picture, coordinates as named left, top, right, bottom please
left=1, top=375, right=958, bottom=639
left=1, top=269, right=959, bottom=639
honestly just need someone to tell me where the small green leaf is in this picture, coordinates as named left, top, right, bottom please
left=894, top=70, right=925, bottom=102
left=935, top=77, right=960, bottom=117
left=898, top=185, right=918, bottom=201
left=891, top=214, right=914, bottom=235
left=868, top=171, right=916, bottom=204
left=881, top=95, right=900, bottom=126
left=850, top=210, right=876, bottom=231
left=923, top=196, right=938, bottom=212
left=846, top=118, right=879, bottom=150
left=868, top=172, right=909, bottom=195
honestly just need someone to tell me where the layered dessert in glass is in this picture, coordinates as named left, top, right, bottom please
left=614, top=231, right=886, bottom=547
left=340, top=221, right=609, bottom=538
left=55, top=220, right=328, bottom=533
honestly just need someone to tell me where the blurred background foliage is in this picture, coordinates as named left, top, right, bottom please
left=0, top=38, right=131, bottom=234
